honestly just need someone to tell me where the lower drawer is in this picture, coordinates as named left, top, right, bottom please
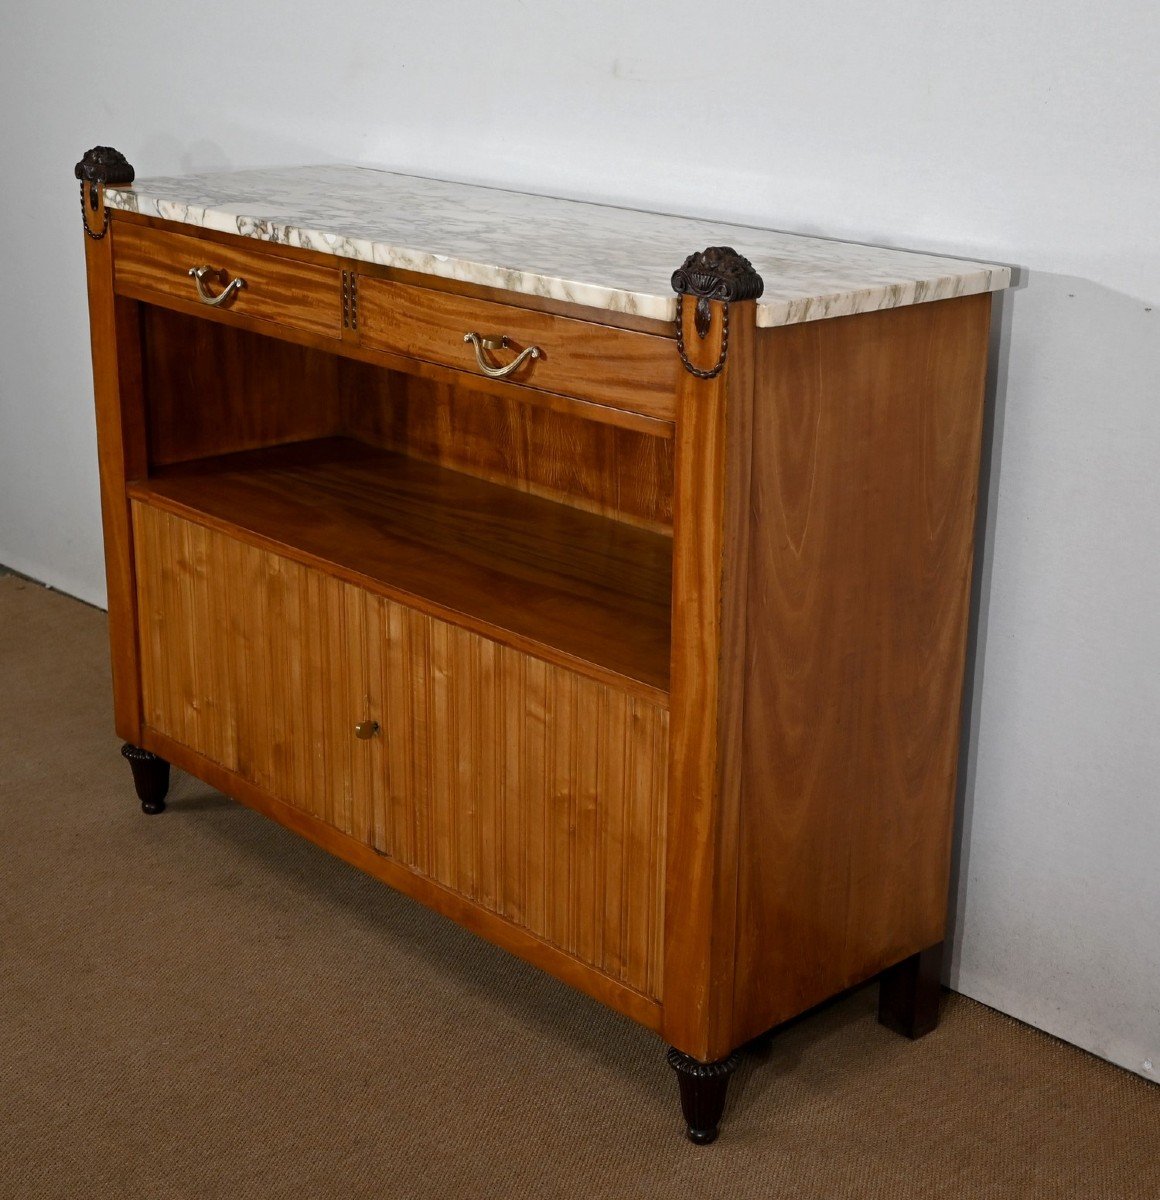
left=132, top=502, right=668, bottom=998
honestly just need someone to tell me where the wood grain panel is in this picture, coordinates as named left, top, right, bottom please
left=730, top=293, right=992, bottom=1044
left=129, top=439, right=672, bottom=700
left=141, top=307, right=343, bottom=466
left=358, top=278, right=677, bottom=423
left=661, top=297, right=756, bottom=1061
left=83, top=202, right=149, bottom=742
left=133, top=504, right=668, bottom=999
left=114, top=221, right=341, bottom=339
left=342, top=365, right=674, bottom=532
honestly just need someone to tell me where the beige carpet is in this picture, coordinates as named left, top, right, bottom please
left=1, top=573, right=1155, bottom=1199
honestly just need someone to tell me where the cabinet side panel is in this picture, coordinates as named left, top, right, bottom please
left=733, top=293, right=991, bottom=1042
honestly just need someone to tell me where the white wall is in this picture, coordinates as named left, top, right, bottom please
left=2, top=2, right=1156, bottom=1080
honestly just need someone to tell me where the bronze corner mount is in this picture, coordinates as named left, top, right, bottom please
left=671, top=246, right=763, bottom=380
left=75, top=146, right=135, bottom=186
left=671, top=246, right=764, bottom=305
left=75, top=146, right=134, bottom=242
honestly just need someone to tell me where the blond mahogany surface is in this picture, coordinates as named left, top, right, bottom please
left=357, top=278, right=679, bottom=424
left=140, top=306, right=344, bottom=467
left=728, top=293, right=991, bottom=1044
left=114, top=221, right=342, bottom=340
left=662, top=296, right=756, bottom=1059
left=342, top=364, right=675, bottom=533
left=135, top=307, right=673, bottom=527
left=134, top=504, right=668, bottom=1001
left=127, top=439, right=672, bottom=702
left=82, top=197, right=997, bottom=1071
left=82, top=186, right=147, bottom=744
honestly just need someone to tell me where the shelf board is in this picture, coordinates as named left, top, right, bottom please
left=128, top=438, right=672, bottom=702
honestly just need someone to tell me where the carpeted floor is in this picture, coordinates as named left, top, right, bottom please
left=1, top=573, right=1156, bottom=1199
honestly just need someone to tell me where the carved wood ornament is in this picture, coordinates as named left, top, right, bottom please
left=75, top=146, right=135, bottom=240
left=671, top=246, right=764, bottom=379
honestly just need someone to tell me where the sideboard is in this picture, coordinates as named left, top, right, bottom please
left=75, top=146, right=1010, bottom=1144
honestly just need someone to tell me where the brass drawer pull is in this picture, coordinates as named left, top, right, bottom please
left=188, top=264, right=246, bottom=307
left=463, top=331, right=541, bottom=379
left=354, top=720, right=381, bottom=740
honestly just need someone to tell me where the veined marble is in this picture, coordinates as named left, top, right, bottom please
left=104, top=165, right=1011, bottom=328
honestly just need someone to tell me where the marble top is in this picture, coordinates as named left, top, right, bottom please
left=104, top=165, right=1010, bottom=328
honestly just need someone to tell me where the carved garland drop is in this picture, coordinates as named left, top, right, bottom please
left=671, top=246, right=764, bottom=379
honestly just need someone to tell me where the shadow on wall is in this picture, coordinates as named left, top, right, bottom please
left=136, top=132, right=346, bottom=178
left=945, top=268, right=1160, bottom=1079
left=946, top=267, right=1020, bottom=965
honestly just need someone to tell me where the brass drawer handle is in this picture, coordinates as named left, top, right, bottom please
left=188, top=264, right=246, bottom=307
left=354, top=720, right=380, bottom=740
left=463, top=331, right=541, bottom=379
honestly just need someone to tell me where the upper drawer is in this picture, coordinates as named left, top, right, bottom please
left=358, top=279, right=678, bottom=423
left=113, top=222, right=342, bottom=340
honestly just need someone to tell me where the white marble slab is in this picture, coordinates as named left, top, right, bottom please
left=104, top=165, right=1010, bottom=328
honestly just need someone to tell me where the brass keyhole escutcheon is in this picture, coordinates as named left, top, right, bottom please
left=354, top=720, right=381, bottom=740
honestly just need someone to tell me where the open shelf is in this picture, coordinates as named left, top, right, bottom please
left=128, top=438, right=673, bottom=701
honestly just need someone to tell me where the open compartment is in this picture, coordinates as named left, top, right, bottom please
left=128, top=305, right=675, bottom=700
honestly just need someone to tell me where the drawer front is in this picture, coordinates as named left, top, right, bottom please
left=113, top=222, right=342, bottom=339
left=358, top=278, right=678, bottom=423
left=133, top=503, right=668, bottom=999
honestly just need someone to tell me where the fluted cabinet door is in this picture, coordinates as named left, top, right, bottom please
left=132, top=502, right=668, bottom=999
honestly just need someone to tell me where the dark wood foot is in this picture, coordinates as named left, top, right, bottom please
left=878, top=941, right=944, bottom=1039
left=667, top=1047, right=740, bottom=1145
left=121, top=743, right=170, bottom=814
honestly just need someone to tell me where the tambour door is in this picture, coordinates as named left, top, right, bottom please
left=131, top=503, right=669, bottom=999
left=132, top=502, right=378, bottom=839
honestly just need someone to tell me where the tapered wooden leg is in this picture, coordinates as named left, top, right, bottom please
left=878, top=941, right=944, bottom=1039
left=121, top=743, right=170, bottom=814
left=667, top=1047, right=740, bottom=1145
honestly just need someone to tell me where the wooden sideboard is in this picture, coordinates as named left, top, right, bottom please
left=76, top=146, right=1010, bottom=1144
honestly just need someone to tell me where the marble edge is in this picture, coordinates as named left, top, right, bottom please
left=759, top=263, right=1013, bottom=327
left=102, top=183, right=1012, bottom=329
